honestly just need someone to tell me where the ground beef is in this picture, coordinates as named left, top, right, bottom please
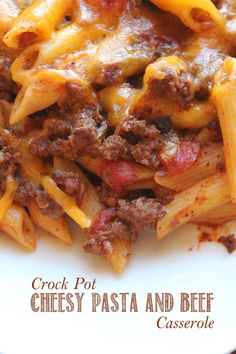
left=30, top=138, right=77, bottom=160
left=84, top=197, right=165, bottom=256
left=96, top=63, right=122, bottom=86
left=84, top=231, right=114, bottom=256
left=0, top=162, right=12, bottom=179
left=46, top=118, right=72, bottom=137
left=117, top=197, right=165, bottom=233
left=0, top=56, right=17, bottom=100
left=131, top=139, right=161, bottom=169
left=84, top=216, right=136, bottom=257
left=0, top=129, right=19, bottom=163
left=14, top=181, right=36, bottom=207
left=69, top=118, right=101, bottom=157
left=52, top=168, right=85, bottom=198
left=49, top=139, right=77, bottom=160
left=120, top=118, right=160, bottom=139
left=75, top=106, right=105, bottom=125
left=148, top=69, right=194, bottom=108
left=218, top=234, right=236, bottom=254
left=35, top=191, right=64, bottom=219
left=29, top=139, right=51, bottom=158
left=101, top=135, right=131, bottom=161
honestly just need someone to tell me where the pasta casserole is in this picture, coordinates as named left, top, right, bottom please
left=0, top=0, right=236, bottom=271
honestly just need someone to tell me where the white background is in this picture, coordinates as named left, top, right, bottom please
left=0, top=221, right=235, bottom=354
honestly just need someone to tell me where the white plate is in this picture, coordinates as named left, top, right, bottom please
left=0, top=220, right=235, bottom=354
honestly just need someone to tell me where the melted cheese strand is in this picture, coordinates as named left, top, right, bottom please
left=0, top=176, right=18, bottom=221
left=41, top=176, right=91, bottom=229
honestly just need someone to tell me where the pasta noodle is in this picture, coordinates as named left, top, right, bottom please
left=28, top=201, right=72, bottom=245
left=3, top=0, right=73, bottom=49
left=150, top=0, right=225, bottom=32
left=154, top=144, right=225, bottom=191
left=10, top=69, right=88, bottom=123
left=211, top=57, right=236, bottom=203
left=0, top=203, right=35, bottom=250
left=193, top=202, right=236, bottom=226
left=0, top=0, right=19, bottom=37
left=157, top=173, right=231, bottom=239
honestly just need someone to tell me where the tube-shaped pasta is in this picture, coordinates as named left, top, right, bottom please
left=13, top=141, right=72, bottom=244
left=154, top=144, right=224, bottom=191
left=41, top=176, right=91, bottom=229
left=150, top=0, right=225, bottom=32
left=0, top=0, right=19, bottom=37
left=3, top=0, right=73, bottom=49
left=211, top=57, right=236, bottom=203
left=157, top=173, right=231, bottom=239
left=11, top=23, right=108, bottom=78
left=28, top=201, right=72, bottom=245
left=107, top=238, right=131, bottom=273
left=0, top=203, right=35, bottom=250
left=0, top=177, right=18, bottom=221
left=193, top=202, right=236, bottom=226
left=9, top=69, right=84, bottom=124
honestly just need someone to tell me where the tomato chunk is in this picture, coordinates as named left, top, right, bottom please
left=100, top=160, right=137, bottom=193
left=160, top=141, right=200, bottom=176
left=90, top=208, right=116, bottom=234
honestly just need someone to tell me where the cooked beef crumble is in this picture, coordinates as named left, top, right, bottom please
left=84, top=197, right=166, bottom=256
left=218, top=234, right=236, bottom=254
left=147, top=70, right=194, bottom=109
left=70, top=117, right=101, bottom=157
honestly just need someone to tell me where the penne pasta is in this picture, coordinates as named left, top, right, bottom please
left=3, top=0, right=73, bottom=49
left=11, top=22, right=108, bottom=77
left=154, top=144, right=225, bottom=191
left=150, top=0, right=225, bottom=32
left=107, top=238, right=131, bottom=273
left=10, top=69, right=87, bottom=124
left=211, top=57, right=236, bottom=203
left=157, top=173, right=231, bottom=239
left=0, top=0, right=19, bottom=37
left=0, top=203, right=35, bottom=250
left=193, top=202, right=236, bottom=226
left=28, top=201, right=72, bottom=245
